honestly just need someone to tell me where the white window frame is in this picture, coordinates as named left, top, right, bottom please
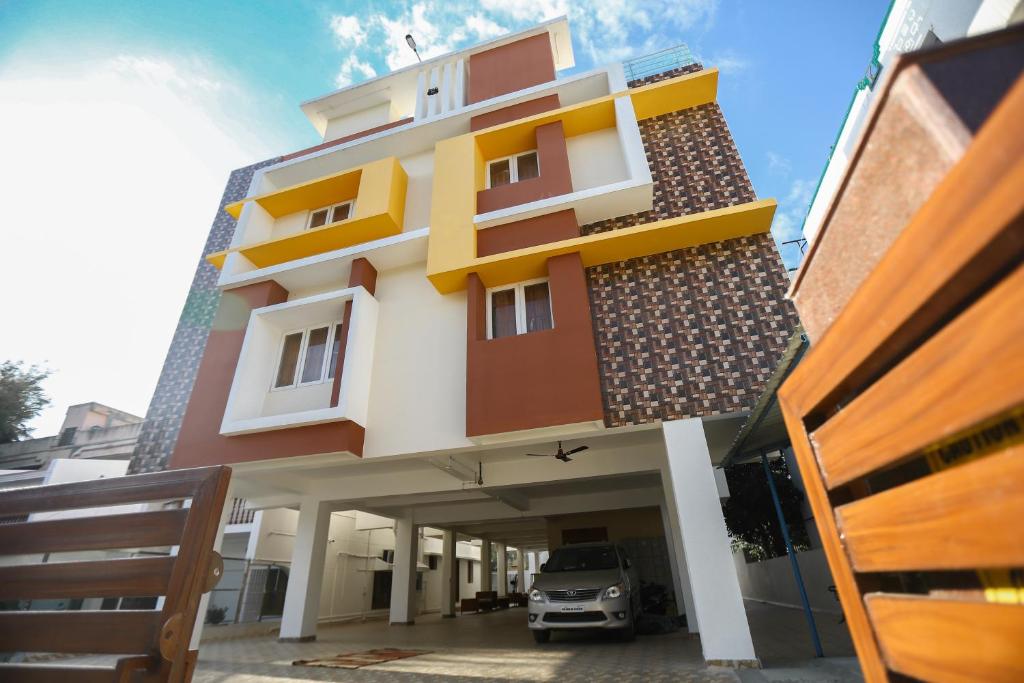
left=485, top=277, right=554, bottom=339
left=270, top=320, right=343, bottom=390
left=485, top=150, right=540, bottom=189
left=306, top=200, right=355, bottom=230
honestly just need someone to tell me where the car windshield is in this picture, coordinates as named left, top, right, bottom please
left=544, top=546, right=619, bottom=572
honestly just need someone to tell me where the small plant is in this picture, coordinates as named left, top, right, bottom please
left=206, top=605, right=228, bottom=625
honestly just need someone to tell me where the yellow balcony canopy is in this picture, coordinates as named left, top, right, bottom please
left=426, top=68, right=735, bottom=292
left=210, top=157, right=407, bottom=270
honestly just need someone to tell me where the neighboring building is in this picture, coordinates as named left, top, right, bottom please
left=800, top=0, right=1023, bottom=245
left=0, top=402, right=142, bottom=470
left=131, top=17, right=797, bottom=664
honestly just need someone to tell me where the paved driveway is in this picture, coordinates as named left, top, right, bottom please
left=193, top=602, right=860, bottom=682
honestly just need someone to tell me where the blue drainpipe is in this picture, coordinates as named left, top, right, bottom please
left=761, top=449, right=824, bottom=658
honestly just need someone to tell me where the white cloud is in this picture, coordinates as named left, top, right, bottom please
left=0, top=54, right=283, bottom=437
left=466, top=14, right=508, bottom=40
left=705, top=49, right=749, bottom=74
left=330, top=15, right=367, bottom=46
left=766, top=151, right=792, bottom=177
left=326, top=0, right=720, bottom=88
left=335, top=54, right=377, bottom=88
left=772, top=178, right=815, bottom=244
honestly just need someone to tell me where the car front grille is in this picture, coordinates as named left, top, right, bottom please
left=543, top=611, right=607, bottom=623
left=545, top=588, right=601, bottom=602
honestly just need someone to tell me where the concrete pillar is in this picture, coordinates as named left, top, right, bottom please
left=660, top=498, right=697, bottom=631
left=279, top=499, right=331, bottom=641
left=516, top=549, right=526, bottom=595
left=389, top=513, right=418, bottom=625
left=479, top=539, right=492, bottom=592
left=662, top=418, right=757, bottom=666
left=441, top=530, right=457, bottom=617
left=496, top=542, right=508, bottom=597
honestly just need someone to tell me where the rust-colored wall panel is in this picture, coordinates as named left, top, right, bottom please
left=281, top=117, right=414, bottom=162
left=468, top=34, right=555, bottom=104
left=170, top=280, right=365, bottom=469
left=477, top=209, right=579, bottom=257
left=476, top=121, right=572, bottom=214
left=470, top=94, right=561, bottom=132
left=466, top=252, right=604, bottom=437
left=331, top=257, right=378, bottom=407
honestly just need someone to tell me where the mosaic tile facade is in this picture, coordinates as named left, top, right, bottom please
left=129, top=158, right=280, bottom=473
left=583, top=70, right=798, bottom=428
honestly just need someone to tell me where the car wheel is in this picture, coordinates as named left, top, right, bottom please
left=532, top=629, right=551, bottom=644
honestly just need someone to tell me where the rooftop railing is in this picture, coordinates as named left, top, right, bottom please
left=623, top=44, right=697, bottom=83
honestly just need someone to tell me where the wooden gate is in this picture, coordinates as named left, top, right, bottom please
left=779, top=74, right=1024, bottom=682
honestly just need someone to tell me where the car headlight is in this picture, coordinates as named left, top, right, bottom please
left=529, top=588, right=544, bottom=602
left=603, top=583, right=625, bottom=600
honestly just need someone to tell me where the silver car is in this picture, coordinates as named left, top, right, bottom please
left=527, top=542, right=640, bottom=643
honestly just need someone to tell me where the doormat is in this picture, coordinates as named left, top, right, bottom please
left=293, top=648, right=432, bottom=669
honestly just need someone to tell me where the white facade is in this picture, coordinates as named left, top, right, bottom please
left=801, top=0, right=1021, bottom=243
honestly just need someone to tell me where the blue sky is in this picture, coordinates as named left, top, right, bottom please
left=0, top=0, right=889, bottom=435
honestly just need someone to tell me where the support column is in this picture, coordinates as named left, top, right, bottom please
left=662, top=418, right=757, bottom=666
left=441, top=530, right=457, bottom=617
left=479, top=540, right=492, bottom=592
left=279, top=499, right=331, bottom=641
left=516, top=549, right=526, bottom=595
left=496, top=542, right=508, bottom=597
left=660, top=497, right=698, bottom=632
left=389, top=513, right=418, bottom=625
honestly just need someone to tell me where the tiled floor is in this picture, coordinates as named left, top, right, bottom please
left=189, top=601, right=860, bottom=683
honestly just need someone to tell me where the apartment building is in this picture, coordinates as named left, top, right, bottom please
left=131, top=18, right=797, bottom=664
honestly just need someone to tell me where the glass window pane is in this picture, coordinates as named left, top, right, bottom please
left=274, top=332, right=303, bottom=388
left=490, top=289, right=518, bottom=338
left=331, top=203, right=351, bottom=222
left=327, top=324, right=344, bottom=379
left=524, top=282, right=552, bottom=332
left=517, top=151, right=539, bottom=181
left=309, top=209, right=329, bottom=229
left=300, top=327, right=330, bottom=383
left=489, top=159, right=511, bottom=188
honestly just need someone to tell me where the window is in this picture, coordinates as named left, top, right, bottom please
left=272, top=321, right=343, bottom=389
left=486, top=150, right=540, bottom=188
left=307, top=200, right=354, bottom=230
left=486, top=279, right=553, bottom=339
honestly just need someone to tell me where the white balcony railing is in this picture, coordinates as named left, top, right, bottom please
left=414, top=57, right=467, bottom=121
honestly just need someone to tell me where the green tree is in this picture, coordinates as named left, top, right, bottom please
left=0, top=361, right=51, bottom=443
left=721, top=456, right=810, bottom=561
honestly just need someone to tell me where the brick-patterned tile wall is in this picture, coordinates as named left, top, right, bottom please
left=584, top=67, right=798, bottom=428
left=588, top=234, right=797, bottom=427
left=582, top=103, right=756, bottom=237
left=129, top=158, right=279, bottom=473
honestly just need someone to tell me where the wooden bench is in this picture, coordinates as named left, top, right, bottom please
left=475, top=590, right=497, bottom=611
left=0, top=465, right=231, bottom=682
left=459, top=598, right=479, bottom=614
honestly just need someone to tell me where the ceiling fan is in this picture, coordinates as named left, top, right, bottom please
left=526, top=441, right=589, bottom=462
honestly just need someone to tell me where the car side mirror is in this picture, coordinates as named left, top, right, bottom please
left=539, top=562, right=546, bottom=572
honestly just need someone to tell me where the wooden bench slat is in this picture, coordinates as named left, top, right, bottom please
left=0, top=663, right=120, bottom=683
left=866, top=593, right=1024, bottom=683
left=0, top=657, right=163, bottom=683
left=812, top=261, right=1024, bottom=488
left=837, top=444, right=1024, bottom=572
left=0, top=467, right=212, bottom=518
left=0, top=509, right=188, bottom=556
left=0, top=556, right=176, bottom=600
left=0, top=610, right=161, bottom=655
